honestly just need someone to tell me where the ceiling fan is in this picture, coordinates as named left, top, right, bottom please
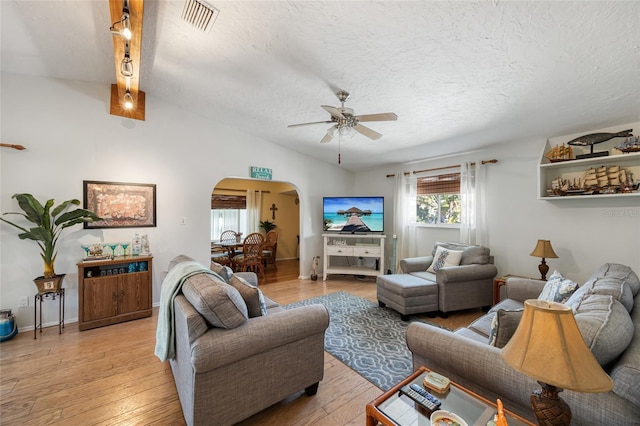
left=288, top=90, right=398, bottom=144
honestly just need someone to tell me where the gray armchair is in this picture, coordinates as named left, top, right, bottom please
left=400, top=242, right=497, bottom=316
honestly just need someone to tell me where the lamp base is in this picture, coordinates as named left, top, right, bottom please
left=538, top=258, right=549, bottom=281
left=530, top=382, right=571, bottom=425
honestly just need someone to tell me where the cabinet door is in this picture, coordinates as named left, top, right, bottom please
left=83, top=276, right=118, bottom=321
left=118, top=272, right=151, bottom=315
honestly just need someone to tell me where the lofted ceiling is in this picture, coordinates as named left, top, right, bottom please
left=1, top=1, right=639, bottom=171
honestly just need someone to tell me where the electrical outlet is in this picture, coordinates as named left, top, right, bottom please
left=19, top=296, right=28, bottom=308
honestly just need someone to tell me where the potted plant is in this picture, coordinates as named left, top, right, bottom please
left=259, top=220, right=277, bottom=234
left=1, top=193, right=101, bottom=292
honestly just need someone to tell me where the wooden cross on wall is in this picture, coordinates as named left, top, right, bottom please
left=270, top=203, right=278, bottom=220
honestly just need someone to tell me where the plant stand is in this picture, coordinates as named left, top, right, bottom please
left=34, top=288, right=65, bottom=339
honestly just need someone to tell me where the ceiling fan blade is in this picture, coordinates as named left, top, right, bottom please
left=354, top=123, right=382, bottom=140
left=355, top=112, right=398, bottom=122
left=320, top=125, right=337, bottom=143
left=321, top=105, right=345, bottom=120
left=288, top=120, right=333, bottom=128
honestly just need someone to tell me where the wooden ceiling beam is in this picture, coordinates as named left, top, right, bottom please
left=109, top=0, right=145, bottom=120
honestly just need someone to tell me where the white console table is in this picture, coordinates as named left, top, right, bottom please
left=322, top=234, right=385, bottom=281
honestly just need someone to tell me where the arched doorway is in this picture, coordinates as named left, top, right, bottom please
left=211, top=178, right=300, bottom=276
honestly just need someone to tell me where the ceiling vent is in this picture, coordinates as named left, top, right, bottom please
left=182, top=0, right=219, bottom=33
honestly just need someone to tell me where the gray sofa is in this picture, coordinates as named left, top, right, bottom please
left=390, top=242, right=497, bottom=317
left=406, top=263, right=640, bottom=425
left=165, top=256, right=330, bottom=426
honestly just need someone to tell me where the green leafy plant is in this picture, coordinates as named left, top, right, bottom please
left=1, top=193, right=102, bottom=278
left=259, top=220, right=277, bottom=233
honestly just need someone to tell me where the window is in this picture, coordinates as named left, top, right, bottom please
left=211, top=195, right=247, bottom=240
left=415, top=172, right=461, bottom=225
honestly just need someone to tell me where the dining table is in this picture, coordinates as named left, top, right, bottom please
left=212, top=240, right=243, bottom=269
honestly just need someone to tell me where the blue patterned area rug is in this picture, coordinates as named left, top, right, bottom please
left=284, top=291, right=444, bottom=391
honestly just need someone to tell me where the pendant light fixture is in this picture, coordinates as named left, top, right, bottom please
left=108, top=0, right=145, bottom=120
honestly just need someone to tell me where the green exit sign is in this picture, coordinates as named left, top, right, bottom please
left=250, top=166, right=272, bottom=180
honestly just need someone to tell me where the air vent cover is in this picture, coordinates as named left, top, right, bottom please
left=182, top=0, right=219, bottom=33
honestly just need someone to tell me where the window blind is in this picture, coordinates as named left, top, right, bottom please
left=417, top=173, right=460, bottom=194
left=211, top=195, right=246, bottom=209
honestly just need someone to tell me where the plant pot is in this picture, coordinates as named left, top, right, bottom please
left=33, top=274, right=65, bottom=294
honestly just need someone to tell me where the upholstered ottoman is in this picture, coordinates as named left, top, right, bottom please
left=377, top=274, right=438, bottom=321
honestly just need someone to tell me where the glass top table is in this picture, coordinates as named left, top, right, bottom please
left=366, top=366, right=534, bottom=426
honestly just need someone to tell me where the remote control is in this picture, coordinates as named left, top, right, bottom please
left=410, top=383, right=442, bottom=406
left=399, top=384, right=441, bottom=413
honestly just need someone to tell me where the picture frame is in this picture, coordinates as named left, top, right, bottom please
left=83, top=180, right=156, bottom=229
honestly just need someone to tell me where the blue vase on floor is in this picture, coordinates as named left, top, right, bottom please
left=0, top=309, right=18, bottom=342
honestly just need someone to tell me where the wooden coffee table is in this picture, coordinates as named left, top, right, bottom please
left=366, top=366, right=535, bottom=426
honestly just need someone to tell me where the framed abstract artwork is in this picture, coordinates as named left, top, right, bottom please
left=83, top=181, right=156, bottom=228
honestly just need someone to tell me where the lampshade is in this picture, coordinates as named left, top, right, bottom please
left=501, top=299, right=613, bottom=393
left=529, top=240, right=558, bottom=259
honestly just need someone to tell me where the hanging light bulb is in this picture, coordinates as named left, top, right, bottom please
left=123, top=90, right=134, bottom=109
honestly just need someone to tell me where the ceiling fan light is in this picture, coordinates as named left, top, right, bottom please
left=338, top=125, right=352, bottom=136
left=123, top=90, right=134, bottom=109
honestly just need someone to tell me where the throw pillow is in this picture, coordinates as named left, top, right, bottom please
left=182, top=273, right=248, bottom=329
left=230, top=274, right=268, bottom=317
left=572, top=293, right=634, bottom=366
left=209, top=261, right=233, bottom=283
left=538, top=271, right=578, bottom=303
left=488, top=309, right=524, bottom=348
left=427, top=246, right=464, bottom=273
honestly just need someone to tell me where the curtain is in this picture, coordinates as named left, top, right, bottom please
left=245, top=189, right=262, bottom=234
left=460, top=162, right=488, bottom=246
left=393, top=171, right=418, bottom=273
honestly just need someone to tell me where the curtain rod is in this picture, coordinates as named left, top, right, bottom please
left=213, top=188, right=271, bottom=193
left=386, top=159, right=498, bottom=178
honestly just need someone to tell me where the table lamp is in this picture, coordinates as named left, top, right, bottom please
left=530, top=240, right=558, bottom=280
left=501, top=300, right=613, bottom=425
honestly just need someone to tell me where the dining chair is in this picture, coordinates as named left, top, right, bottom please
left=262, top=230, right=278, bottom=270
left=211, top=230, right=239, bottom=267
left=232, top=232, right=265, bottom=278
left=220, top=230, right=238, bottom=242
left=211, top=242, right=231, bottom=267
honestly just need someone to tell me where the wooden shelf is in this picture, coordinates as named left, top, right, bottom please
left=538, top=123, right=640, bottom=200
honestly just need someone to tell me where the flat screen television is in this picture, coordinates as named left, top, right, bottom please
left=323, top=196, right=384, bottom=233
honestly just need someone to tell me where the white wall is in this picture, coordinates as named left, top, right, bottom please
left=0, top=73, right=353, bottom=330
left=356, top=130, right=640, bottom=284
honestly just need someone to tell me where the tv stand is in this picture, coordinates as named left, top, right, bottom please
left=322, top=234, right=385, bottom=281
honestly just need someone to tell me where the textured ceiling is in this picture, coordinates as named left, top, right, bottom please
left=2, top=1, right=639, bottom=170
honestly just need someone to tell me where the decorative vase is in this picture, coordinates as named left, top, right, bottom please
left=33, top=274, right=65, bottom=294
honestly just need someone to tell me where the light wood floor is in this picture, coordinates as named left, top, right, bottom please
left=0, top=260, right=483, bottom=425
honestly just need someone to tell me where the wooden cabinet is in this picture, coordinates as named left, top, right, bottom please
left=323, top=234, right=385, bottom=281
left=77, top=255, right=152, bottom=331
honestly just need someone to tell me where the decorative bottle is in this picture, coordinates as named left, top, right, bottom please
left=132, top=232, right=142, bottom=256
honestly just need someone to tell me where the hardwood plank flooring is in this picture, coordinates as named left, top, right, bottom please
left=0, top=260, right=483, bottom=425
